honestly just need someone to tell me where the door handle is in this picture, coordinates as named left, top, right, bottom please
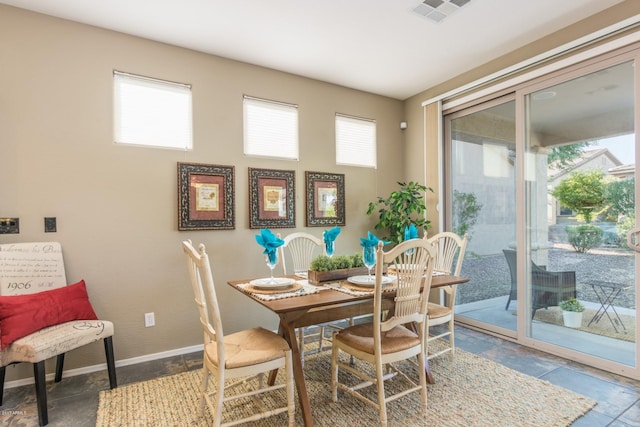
left=627, top=227, right=640, bottom=252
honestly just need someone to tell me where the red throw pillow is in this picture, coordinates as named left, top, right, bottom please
left=0, top=280, right=98, bottom=349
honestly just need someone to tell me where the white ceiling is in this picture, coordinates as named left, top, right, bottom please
left=0, top=0, right=627, bottom=100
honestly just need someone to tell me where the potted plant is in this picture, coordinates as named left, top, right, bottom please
left=308, top=253, right=367, bottom=284
left=366, top=181, right=433, bottom=245
left=559, top=297, right=585, bottom=328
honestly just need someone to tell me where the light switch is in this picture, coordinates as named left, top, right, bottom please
left=44, top=217, right=57, bottom=233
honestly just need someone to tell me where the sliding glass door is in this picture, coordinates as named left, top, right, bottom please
left=524, top=59, right=636, bottom=367
left=446, top=96, right=518, bottom=337
left=445, top=51, right=639, bottom=377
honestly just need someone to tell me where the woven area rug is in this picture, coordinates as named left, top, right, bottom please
left=526, top=307, right=636, bottom=342
left=96, top=344, right=596, bottom=426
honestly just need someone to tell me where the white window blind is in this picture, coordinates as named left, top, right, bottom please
left=113, top=71, right=192, bottom=149
left=243, top=96, right=298, bottom=159
left=335, top=114, right=376, bottom=168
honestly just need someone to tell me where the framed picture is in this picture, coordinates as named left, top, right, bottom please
left=178, top=162, right=235, bottom=230
left=305, top=171, right=345, bottom=226
left=249, top=168, right=295, bottom=229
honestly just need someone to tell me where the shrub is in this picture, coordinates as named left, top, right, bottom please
left=559, top=298, right=585, bottom=312
left=566, top=224, right=603, bottom=253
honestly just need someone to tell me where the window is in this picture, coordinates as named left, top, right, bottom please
left=113, top=71, right=192, bottom=149
left=335, top=114, right=376, bottom=168
left=243, top=96, right=298, bottom=160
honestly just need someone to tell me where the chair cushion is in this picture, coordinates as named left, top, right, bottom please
left=334, top=323, right=420, bottom=355
left=427, top=302, right=452, bottom=320
left=0, top=280, right=98, bottom=349
left=205, top=327, right=290, bottom=369
left=0, top=320, right=114, bottom=366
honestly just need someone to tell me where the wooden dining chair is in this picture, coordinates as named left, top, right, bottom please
left=182, top=240, right=295, bottom=427
left=425, top=232, right=468, bottom=361
left=331, top=239, right=436, bottom=427
left=279, top=232, right=353, bottom=364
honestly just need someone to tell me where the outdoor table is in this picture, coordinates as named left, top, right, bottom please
left=228, top=273, right=469, bottom=427
left=585, top=279, right=631, bottom=333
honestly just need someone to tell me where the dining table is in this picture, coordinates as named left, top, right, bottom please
left=228, top=273, right=469, bottom=427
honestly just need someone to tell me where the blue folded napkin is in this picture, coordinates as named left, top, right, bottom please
left=404, top=224, right=418, bottom=241
left=323, top=227, right=341, bottom=244
left=255, top=228, right=284, bottom=264
left=360, top=231, right=388, bottom=248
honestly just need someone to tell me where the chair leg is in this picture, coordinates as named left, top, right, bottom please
left=54, top=354, right=65, bottom=383
left=33, top=361, right=48, bottom=426
left=297, top=328, right=305, bottom=367
left=0, top=366, right=5, bottom=405
left=104, top=336, right=117, bottom=389
left=505, top=287, right=516, bottom=310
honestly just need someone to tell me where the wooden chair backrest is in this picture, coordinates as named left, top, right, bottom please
left=374, top=239, right=436, bottom=338
left=279, top=232, right=322, bottom=275
left=182, top=240, right=224, bottom=358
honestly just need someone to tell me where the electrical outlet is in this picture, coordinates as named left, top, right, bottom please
left=144, top=312, right=155, bottom=327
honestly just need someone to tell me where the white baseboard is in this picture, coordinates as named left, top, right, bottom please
left=5, top=343, right=204, bottom=389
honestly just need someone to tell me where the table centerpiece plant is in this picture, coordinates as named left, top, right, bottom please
left=308, top=253, right=366, bottom=284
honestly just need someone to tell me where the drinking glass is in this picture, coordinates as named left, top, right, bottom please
left=325, top=240, right=335, bottom=258
left=265, top=251, right=278, bottom=283
left=363, top=246, right=375, bottom=282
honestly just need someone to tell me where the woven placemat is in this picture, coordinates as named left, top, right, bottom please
left=339, top=281, right=397, bottom=293
left=244, top=282, right=302, bottom=295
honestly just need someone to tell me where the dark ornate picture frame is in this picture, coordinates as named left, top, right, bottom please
left=249, top=167, right=295, bottom=229
left=178, top=162, right=235, bottom=231
left=305, top=171, right=345, bottom=226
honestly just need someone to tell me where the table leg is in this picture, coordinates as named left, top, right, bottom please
left=407, top=322, right=435, bottom=384
left=280, top=318, right=314, bottom=427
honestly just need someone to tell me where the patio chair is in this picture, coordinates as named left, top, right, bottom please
left=331, top=239, right=436, bottom=427
left=425, top=232, right=468, bottom=361
left=182, top=240, right=295, bottom=426
left=503, top=249, right=577, bottom=317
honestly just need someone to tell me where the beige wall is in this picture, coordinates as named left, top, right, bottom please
left=0, top=5, right=405, bottom=381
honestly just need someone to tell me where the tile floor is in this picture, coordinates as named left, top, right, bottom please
left=1, top=326, right=639, bottom=426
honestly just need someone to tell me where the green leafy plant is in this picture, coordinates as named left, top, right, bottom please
left=559, top=297, right=585, bottom=312
left=331, top=255, right=353, bottom=269
left=566, top=224, right=603, bottom=253
left=309, top=253, right=364, bottom=271
left=604, top=178, right=635, bottom=220
left=310, top=255, right=333, bottom=272
left=551, top=169, right=605, bottom=224
left=452, top=190, right=482, bottom=238
left=366, top=181, right=433, bottom=245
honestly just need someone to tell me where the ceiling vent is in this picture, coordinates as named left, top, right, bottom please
left=412, top=0, right=472, bottom=23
